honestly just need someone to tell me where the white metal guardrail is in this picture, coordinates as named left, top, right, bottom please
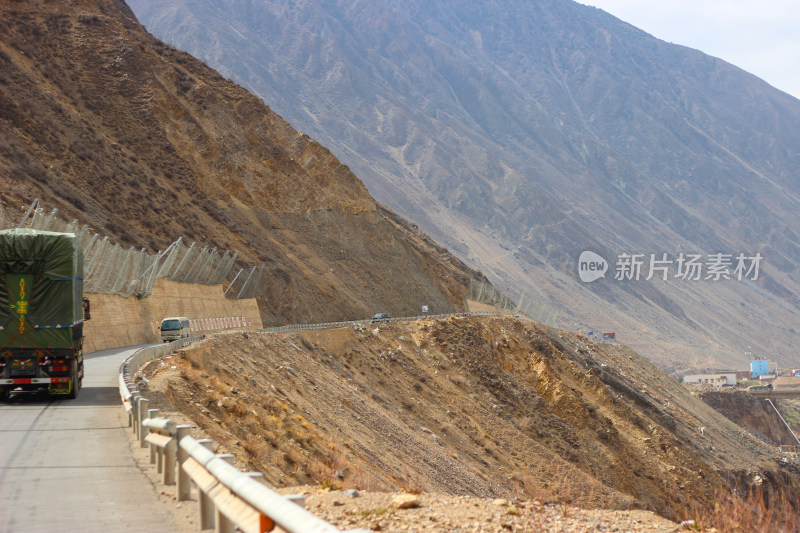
left=118, top=337, right=369, bottom=532
left=259, top=310, right=505, bottom=334
left=117, top=312, right=512, bottom=531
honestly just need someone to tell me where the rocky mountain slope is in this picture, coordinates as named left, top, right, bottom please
left=144, top=314, right=800, bottom=527
left=0, top=0, right=483, bottom=325
left=4, top=1, right=797, bottom=527
left=127, top=0, right=800, bottom=376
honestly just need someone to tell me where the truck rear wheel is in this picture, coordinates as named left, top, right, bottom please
left=0, top=386, right=9, bottom=402
left=67, top=359, right=80, bottom=400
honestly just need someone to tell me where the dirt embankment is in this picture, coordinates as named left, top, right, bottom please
left=699, top=391, right=800, bottom=446
left=144, top=315, right=800, bottom=526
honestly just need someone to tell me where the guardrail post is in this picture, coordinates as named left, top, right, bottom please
left=217, top=503, right=235, bottom=533
left=198, top=439, right=215, bottom=530
left=177, top=425, right=192, bottom=501
left=164, top=433, right=177, bottom=486
left=148, top=409, right=160, bottom=464
left=215, top=453, right=237, bottom=533
left=124, top=380, right=135, bottom=427
left=200, top=486, right=215, bottom=530
left=131, top=394, right=140, bottom=437
left=137, top=398, right=149, bottom=447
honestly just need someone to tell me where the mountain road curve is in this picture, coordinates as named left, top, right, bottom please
left=0, top=345, right=185, bottom=533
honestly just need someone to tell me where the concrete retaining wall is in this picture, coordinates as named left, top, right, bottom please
left=84, top=278, right=262, bottom=353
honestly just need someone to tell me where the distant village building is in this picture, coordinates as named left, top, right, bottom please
left=683, top=373, right=736, bottom=387
left=750, top=357, right=777, bottom=378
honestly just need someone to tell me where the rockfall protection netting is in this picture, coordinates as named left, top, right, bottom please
left=466, top=278, right=559, bottom=328
left=1, top=201, right=262, bottom=299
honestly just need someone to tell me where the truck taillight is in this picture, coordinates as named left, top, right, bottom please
left=49, top=365, right=69, bottom=372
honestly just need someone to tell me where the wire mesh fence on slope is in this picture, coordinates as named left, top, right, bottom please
left=466, top=278, right=559, bottom=328
left=1, top=200, right=260, bottom=299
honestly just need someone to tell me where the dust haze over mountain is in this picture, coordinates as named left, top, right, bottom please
left=127, top=0, right=800, bottom=376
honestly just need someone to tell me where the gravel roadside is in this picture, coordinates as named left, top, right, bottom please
left=277, top=486, right=684, bottom=533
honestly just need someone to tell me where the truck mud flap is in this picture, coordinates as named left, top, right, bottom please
left=49, top=378, right=73, bottom=395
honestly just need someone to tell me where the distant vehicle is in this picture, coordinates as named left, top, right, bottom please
left=159, top=317, right=191, bottom=342
left=0, top=229, right=90, bottom=400
left=371, top=313, right=390, bottom=323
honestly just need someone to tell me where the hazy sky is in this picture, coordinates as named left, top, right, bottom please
left=580, top=0, right=800, bottom=99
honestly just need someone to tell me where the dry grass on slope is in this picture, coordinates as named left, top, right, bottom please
left=143, top=315, right=800, bottom=526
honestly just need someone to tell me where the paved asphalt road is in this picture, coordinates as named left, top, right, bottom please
left=0, top=345, right=181, bottom=533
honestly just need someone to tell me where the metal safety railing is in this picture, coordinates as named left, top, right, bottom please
left=259, top=311, right=504, bottom=334
left=118, top=340, right=369, bottom=533
left=116, top=312, right=516, bottom=531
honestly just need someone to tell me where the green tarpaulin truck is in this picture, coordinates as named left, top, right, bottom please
left=0, top=229, right=90, bottom=400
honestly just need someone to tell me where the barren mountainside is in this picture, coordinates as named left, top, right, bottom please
left=0, top=0, right=482, bottom=325
left=146, top=315, right=800, bottom=526
left=2, top=1, right=800, bottom=529
left=127, top=0, right=800, bottom=376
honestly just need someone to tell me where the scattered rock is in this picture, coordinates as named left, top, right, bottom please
left=392, top=493, right=421, bottom=509
left=230, top=387, right=238, bottom=394
left=343, top=489, right=360, bottom=498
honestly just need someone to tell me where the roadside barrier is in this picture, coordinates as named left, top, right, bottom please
left=143, top=417, right=179, bottom=485
left=118, top=338, right=370, bottom=533
left=259, top=310, right=504, bottom=334
left=116, top=313, right=508, bottom=531
left=190, top=316, right=250, bottom=334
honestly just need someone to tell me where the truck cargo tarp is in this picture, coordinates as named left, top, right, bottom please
left=0, top=229, right=84, bottom=349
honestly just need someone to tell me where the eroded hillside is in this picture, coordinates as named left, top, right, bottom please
left=700, top=391, right=800, bottom=448
left=127, top=0, right=800, bottom=376
left=144, top=315, right=800, bottom=524
left=0, top=0, right=480, bottom=325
